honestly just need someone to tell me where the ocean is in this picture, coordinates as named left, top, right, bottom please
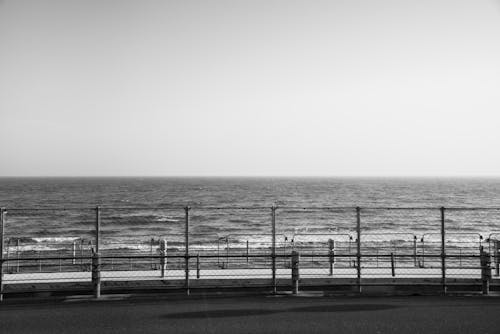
left=1, top=177, right=500, bottom=252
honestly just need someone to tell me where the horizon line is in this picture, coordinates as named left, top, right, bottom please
left=1, top=175, right=500, bottom=179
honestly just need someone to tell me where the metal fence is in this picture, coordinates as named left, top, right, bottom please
left=1, top=206, right=499, bottom=299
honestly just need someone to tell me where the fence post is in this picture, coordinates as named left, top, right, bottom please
left=217, top=238, right=220, bottom=266
left=291, top=251, right=300, bottom=294
left=391, top=252, right=395, bottom=277
left=6, top=239, right=10, bottom=272
left=283, top=236, right=287, bottom=267
left=246, top=240, right=249, bottom=265
left=271, top=204, right=277, bottom=294
left=421, top=237, right=425, bottom=268
left=80, top=239, right=84, bottom=265
left=95, top=206, right=100, bottom=254
left=480, top=246, right=491, bottom=295
left=0, top=208, right=5, bottom=302
left=328, top=239, right=335, bottom=276
left=196, top=252, right=200, bottom=279
left=356, top=207, right=362, bottom=294
left=16, top=239, right=20, bottom=273
left=226, top=237, right=229, bottom=268
left=92, top=252, right=101, bottom=298
left=494, top=240, right=500, bottom=277
left=348, top=236, right=352, bottom=267
left=93, top=206, right=101, bottom=298
left=184, top=206, right=190, bottom=296
left=150, top=238, right=154, bottom=270
left=72, top=240, right=76, bottom=265
left=440, top=206, right=447, bottom=295
left=413, top=235, right=417, bottom=267
left=160, top=239, right=167, bottom=278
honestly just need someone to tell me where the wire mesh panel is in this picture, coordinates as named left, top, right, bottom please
left=275, top=207, right=357, bottom=278
left=189, top=207, right=273, bottom=279
left=444, top=209, right=500, bottom=278
left=2, top=206, right=500, bottom=294
left=362, top=233, right=418, bottom=269
left=361, top=208, right=441, bottom=278
left=2, top=208, right=94, bottom=283
left=99, top=207, right=186, bottom=280
left=288, top=233, right=354, bottom=277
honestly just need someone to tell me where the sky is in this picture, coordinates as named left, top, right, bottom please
left=1, top=0, right=500, bottom=177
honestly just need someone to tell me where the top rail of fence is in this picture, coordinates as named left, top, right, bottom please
left=3, top=205, right=500, bottom=211
left=2, top=206, right=269, bottom=211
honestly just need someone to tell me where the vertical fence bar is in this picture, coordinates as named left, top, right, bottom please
left=271, top=205, right=277, bottom=294
left=91, top=252, right=101, bottom=298
left=95, top=206, right=100, bottom=254
left=160, top=239, right=167, bottom=278
left=246, top=240, right=249, bottom=264
left=440, top=206, right=447, bottom=295
left=0, top=208, right=5, bottom=302
left=348, top=236, right=352, bottom=267
left=16, top=239, right=20, bottom=273
left=6, top=240, right=10, bottom=272
left=184, top=206, right=190, bottom=296
left=196, top=252, right=200, bottom=279
left=496, top=240, right=500, bottom=277
left=217, top=239, right=220, bottom=266
left=226, top=237, right=229, bottom=268
left=93, top=206, right=101, bottom=298
left=291, top=251, right=300, bottom=294
left=391, top=252, right=395, bottom=277
left=150, top=238, right=154, bottom=270
left=421, top=237, right=425, bottom=268
left=283, top=237, right=287, bottom=267
left=80, top=239, right=84, bottom=265
left=413, top=235, right=417, bottom=267
left=480, top=246, right=491, bottom=295
left=72, top=240, right=76, bottom=265
left=356, top=207, right=362, bottom=294
left=328, top=239, right=335, bottom=276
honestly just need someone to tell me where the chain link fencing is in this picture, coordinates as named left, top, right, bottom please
left=1, top=206, right=500, bottom=297
left=1, top=208, right=95, bottom=284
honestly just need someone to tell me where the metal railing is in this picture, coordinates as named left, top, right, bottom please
left=1, top=205, right=500, bottom=300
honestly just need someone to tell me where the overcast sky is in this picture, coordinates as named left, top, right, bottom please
left=1, top=0, right=500, bottom=177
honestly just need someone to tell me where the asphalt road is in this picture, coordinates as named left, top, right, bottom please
left=1, top=294, right=499, bottom=334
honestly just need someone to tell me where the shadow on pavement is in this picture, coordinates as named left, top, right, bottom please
left=163, top=309, right=280, bottom=319
left=290, top=304, right=399, bottom=312
left=163, top=304, right=399, bottom=319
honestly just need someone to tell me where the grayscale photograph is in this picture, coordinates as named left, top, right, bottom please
left=1, top=0, right=500, bottom=333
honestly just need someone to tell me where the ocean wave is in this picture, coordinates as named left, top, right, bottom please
left=6, top=236, right=82, bottom=244
left=32, top=237, right=81, bottom=243
left=104, top=214, right=182, bottom=225
left=228, top=218, right=253, bottom=224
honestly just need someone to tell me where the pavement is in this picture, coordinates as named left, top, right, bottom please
left=1, top=293, right=500, bottom=333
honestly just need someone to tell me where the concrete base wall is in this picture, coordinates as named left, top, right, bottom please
left=2, top=277, right=499, bottom=299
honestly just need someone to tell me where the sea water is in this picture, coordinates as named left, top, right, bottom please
left=1, top=177, right=500, bottom=252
